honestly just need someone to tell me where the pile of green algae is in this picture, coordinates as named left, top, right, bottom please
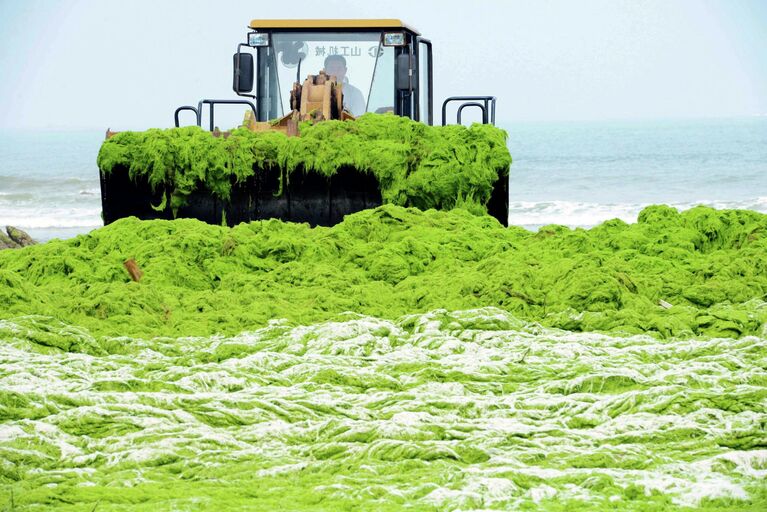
left=96, top=114, right=511, bottom=215
left=2, top=308, right=766, bottom=511
left=1, top=203, right=766, bottom=345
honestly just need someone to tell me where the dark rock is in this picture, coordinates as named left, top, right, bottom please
left=5, top=226, right=37, bottom=247
left=0, top=230, right=20, bottom=250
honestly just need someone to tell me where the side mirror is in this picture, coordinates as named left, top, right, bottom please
left=396, top=53, right=411, bottom=91
left=233, top=52, right=254, bottom=94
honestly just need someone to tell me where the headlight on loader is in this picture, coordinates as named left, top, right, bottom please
left=383, top=32, right=405, bottom=46
left=248, top=32, right=270, bottom=47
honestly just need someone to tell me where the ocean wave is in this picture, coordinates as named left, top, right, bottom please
left=509, top=197, right=767, bottom=228
left=0, top=174, right=95, bottom=187
left=0, top=206, right=102, bottom=229
left=0, top=192, right=35, bottom=201
left=3, top=198, right=767, bottom=234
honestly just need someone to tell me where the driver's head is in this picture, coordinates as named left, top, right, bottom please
left=324, top=55, right=347, bottom=81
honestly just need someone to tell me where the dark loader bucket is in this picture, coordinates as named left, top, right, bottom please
left=99, top=166, right=508, bottom=228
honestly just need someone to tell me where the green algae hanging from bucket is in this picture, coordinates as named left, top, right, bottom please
left=96, top=114, right=512, bottom=215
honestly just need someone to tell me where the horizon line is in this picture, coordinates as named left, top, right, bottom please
left=0, top=113, right=765, bottom=132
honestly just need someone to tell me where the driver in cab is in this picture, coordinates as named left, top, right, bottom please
left=323, top=55, right=366, bottom=117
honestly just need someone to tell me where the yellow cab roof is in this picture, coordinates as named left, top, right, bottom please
left=248, top=19, right=420, bottom=35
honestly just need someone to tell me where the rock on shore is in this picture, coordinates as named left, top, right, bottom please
left=0, top=226, right=37, bottom=250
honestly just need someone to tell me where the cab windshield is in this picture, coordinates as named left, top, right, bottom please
left=258, top=32, right=394, bottom=120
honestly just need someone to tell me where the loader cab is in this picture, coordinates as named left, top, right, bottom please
left=234, top=19, right=433, bottom=124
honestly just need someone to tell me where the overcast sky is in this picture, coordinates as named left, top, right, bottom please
left=0, top=0, right=765, bottom=129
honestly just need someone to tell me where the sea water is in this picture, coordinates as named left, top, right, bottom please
left=506, top=117, right=767, bottom=229
left=0, top=130, right=104, bottom=241
left=1, top=117, right=766, bottom=240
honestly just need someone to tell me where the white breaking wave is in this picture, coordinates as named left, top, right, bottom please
left=3, top=197, right=767, bottom=233
left=0, top=206, right=102, bottom=229
left=509, top=196, right=767, bottom=228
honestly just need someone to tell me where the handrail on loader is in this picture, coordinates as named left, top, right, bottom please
left=174, top=100, right=257, bottom=129
left=441, top=96, right=497, bottom=126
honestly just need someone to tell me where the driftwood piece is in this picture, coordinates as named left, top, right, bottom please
left=123, top=258, right=143, bottom=282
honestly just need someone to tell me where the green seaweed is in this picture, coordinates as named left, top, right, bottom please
left=96, top=114, right=511, bottom=215
left=1, top=308, right=766, bottom=511
left=1, top=204, right=766, bottom=342
left=2, top=204, right=767, bottom=510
